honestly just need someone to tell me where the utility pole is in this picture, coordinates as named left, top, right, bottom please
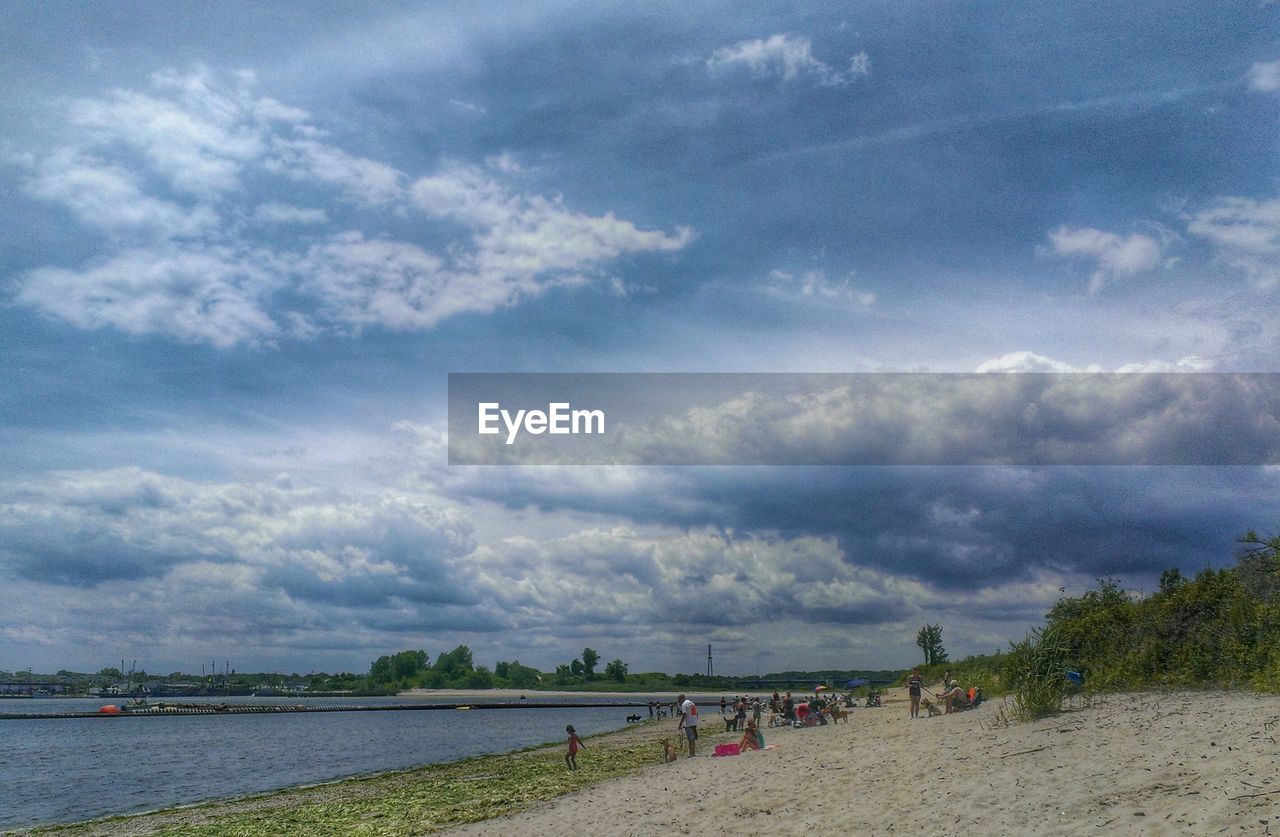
left=706, top=644, right=713, bottom=677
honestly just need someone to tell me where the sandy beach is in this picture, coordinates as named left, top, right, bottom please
left=26, top=686, right=1279, bottom=836
left=448, top=687, right=1280, bottom=836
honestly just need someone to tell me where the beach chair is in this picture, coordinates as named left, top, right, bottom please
left=951, top=687, right=983, bottom=712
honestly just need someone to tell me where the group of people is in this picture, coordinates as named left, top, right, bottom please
left=906, top=670, right=978, bottom=718
left=676, top=693, right=763, bottom=757
left=716, top=694, right=764, bottom=731
left=643, top=700, right=672, bottom=719
left=762, top=690, right=851, bottom=727
left=570, top=677, right=977, bottom=770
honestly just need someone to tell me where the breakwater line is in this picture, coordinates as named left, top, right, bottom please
left=1, top=700, right=652, bottom=720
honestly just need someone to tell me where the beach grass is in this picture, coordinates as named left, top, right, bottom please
left=31, top=720, right=734, bottom=837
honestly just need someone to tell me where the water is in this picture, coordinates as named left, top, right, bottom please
left=0, top=695, right=688, bottom=830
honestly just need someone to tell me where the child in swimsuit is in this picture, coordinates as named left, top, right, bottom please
left=565, top=724, right=585, bottom=770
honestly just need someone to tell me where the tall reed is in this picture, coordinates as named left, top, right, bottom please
left=1004, top=627, right=1069, bottom=721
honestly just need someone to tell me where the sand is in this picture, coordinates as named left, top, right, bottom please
left=446, top=687, right=1280, bottom=836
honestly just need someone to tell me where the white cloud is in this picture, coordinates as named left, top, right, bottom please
left=975, top=351, right=1099, bottom=373
left=1046, top=225, right=1162, bottom=292
left=469, top=527, right=919, bottom=631
left=769, top=269, right=875, bottom=306
left=1187, top=197, right=1280, bottom=253
left=300, top=232, right=455, bottom=330
left=17, top=244, right=292, bottom=348
left=411, top=162, right=692, bottom=282
left=1114, top=356, right=1213, bottom=373
left=263, top=135, right=407, bottom=207
left=977, top=351, right=1212, bottom=373
left=1247, top=59, right=1280, bottom=92
left=707, top=34, right=868, bottom=87
left=66, top=66, right=270, bottom=198
left=14, top=68, right=693, bottom=346
left=0, top=461, right=1077, bottom=670
left=1186, top=196, right=1280, bottom=289
left=28, top=149, right=218, bottom=239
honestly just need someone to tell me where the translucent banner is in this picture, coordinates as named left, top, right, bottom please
left=447, top=373, right=1280, bottom=465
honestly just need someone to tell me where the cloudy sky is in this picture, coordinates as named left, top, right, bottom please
left=2, top=1, right=1278, bottom=676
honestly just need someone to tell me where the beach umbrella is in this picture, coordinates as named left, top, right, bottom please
left=844, top=678, right=869, bottom=689
left=815, top=685, right=828, bottom=691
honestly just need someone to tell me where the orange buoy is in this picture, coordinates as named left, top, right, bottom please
left=99, top=704, right=121, bottom=714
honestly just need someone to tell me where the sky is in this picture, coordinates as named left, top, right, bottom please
left=1, top=1, right=1278, bottom=677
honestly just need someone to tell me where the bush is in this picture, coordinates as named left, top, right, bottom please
left=1004, top=628, right=1069, bottom=721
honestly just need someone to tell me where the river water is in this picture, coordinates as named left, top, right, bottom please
left=0, top=694, right=697, bottom=830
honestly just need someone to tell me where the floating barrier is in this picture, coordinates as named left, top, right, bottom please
left=1, top=700, right=653, bottom=720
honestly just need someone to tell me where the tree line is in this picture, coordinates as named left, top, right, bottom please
left=908, top=530, right=1280, bottom=719
left=364, top=646, right=631, bottom=691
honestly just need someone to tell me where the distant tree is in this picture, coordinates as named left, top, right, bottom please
left=1238, top=531, right=1280, bottom=603
left=501, top=661, right=542, bottom=689
left=604, top=659, right=628, bottom=682
left=581, top=647, right=600, bottom=678
left=368, top=650, right=429, bottom=685
left=1159, top=568, right=1185, bottom=594
left=916, top=623, right=948, bottom=665
left=570, top=658, right=585, bottom=676
left=434, top=645, right=473, bottom=678
left=98, top=667, right=124, bottom=680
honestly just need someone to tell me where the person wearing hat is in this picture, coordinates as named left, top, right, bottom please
left=938, top=679, right=966, bottom=713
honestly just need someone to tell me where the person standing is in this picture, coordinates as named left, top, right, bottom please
left=677, top=693, right=699, bottom=757
left=565, top=724, right=585, bottom=771
left=907, top=670, right=923, bottom=719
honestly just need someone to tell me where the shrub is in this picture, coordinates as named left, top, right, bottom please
left=1004, top=627, right=1069, bottom=721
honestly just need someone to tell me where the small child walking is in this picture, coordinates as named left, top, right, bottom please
left=565, top=724, right=585, bottom=771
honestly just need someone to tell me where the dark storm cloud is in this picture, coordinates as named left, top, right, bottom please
left=449, top=464, right=1280, bottom=593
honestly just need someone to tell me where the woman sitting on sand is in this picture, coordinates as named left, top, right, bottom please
left=740, top=719, right=763, bottom=751
left=938, top=680, right=966, bottom=713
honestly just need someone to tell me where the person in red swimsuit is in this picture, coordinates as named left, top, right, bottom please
left=565, top=724, right=585, bottom=770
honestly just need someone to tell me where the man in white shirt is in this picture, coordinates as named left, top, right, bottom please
left=676, top=692, right=699, bottom=757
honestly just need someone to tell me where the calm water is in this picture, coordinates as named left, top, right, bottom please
left=0, top=694, right=694, bottom=830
